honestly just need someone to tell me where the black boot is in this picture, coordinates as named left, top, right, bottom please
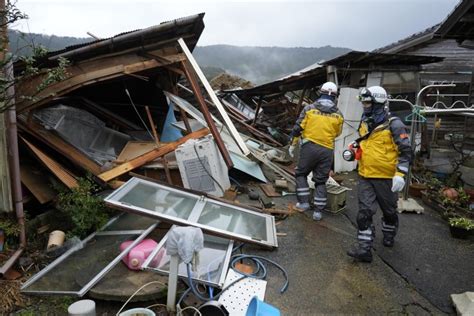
left=383, top=236, right=394, bottom=247
left=381, top=218, right=398, bottom=248
left=347, top=228, right=373, bottom=263
left=347, top=245, right=373, bottom=263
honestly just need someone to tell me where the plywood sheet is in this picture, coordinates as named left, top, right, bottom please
left=116, top=141, right=159, bottom=162
left=20, top=164, right=56, bottom=204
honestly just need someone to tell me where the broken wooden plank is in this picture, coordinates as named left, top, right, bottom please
left=181, top=60, right=233, bottom=169
left=178, top=38, right=250, bottom=157
left=259, top=184, right=281, bottom=197
left=18, top=120, right=102, bottom=175
left=116, top=141, right=159, bottom=163
left=99, top=128, right=210, bottom=182
left=20, top=164, right=56, bottom=204
left=21, top=137, right=78, bottom=189
left=16, top=53, right=186, bottom=113
left=145, top=105, right=172, bottom=184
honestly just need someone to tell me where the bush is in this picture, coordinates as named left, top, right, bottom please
left=57, top=176, right=109, bottom=238
left=449, top=217, right=474, bottom=230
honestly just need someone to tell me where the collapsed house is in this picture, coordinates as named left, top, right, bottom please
left=0, top=2, right=472, bottom=314
left=10, top=13, right=279, bottom=205
left=6, top=14, right=290, bottom=310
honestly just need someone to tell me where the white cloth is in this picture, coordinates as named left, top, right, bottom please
left=391, top=175, right=405, bottom=192
left=166, top=226, right=204, bottom=264
left=288, top=145, right=296, bottom=158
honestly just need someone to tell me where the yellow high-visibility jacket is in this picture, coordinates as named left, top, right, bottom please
left=358, top=117, right=411, bottom=178
left=290, top=99, right=343, bottom=150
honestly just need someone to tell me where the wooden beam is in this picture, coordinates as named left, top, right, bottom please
left=145, top=105, right=173, bottom=185
left=98, top=127, right=209, bottom=182
left=180, top=60, right=233, bottom=168
left=16, top=53, right=186, bottom=113
left=18, top=120, right=102, bottom=175
left=294, top=85, right=308, bottom=120
left=21, top=137, right=78, bottom=189
left=178, top=38, right=250, bottom=156
left=252, top=96, right=263, bottom=126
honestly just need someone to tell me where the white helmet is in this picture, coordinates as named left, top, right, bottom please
left=358, top=86, right=388, bottom=104
left=320, top=82, right=338, bottom=96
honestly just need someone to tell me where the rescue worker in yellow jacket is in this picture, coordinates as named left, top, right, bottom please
left=288, top=82, right=344, bottom=221
left=345, top=86, right=411, bottom=263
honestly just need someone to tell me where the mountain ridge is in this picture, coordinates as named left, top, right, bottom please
left=8, top=30, right=351, bottom=84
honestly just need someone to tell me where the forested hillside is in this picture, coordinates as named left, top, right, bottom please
left=8, top=30, right=351, bottom=84
left=193, top=45, right=350, bottom=84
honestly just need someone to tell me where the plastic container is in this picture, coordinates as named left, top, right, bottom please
left=120, top=239, right=159, bottom=270
left=245, top=296, right=280, bottom=316
left=68, top=299, right=96, bottom=316
left=47, top=230, right=65, bottom=250
left=119, top=308, right=155, bottom=316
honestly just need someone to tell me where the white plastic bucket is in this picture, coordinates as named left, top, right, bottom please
left=118, top=308, right=156, bottom=316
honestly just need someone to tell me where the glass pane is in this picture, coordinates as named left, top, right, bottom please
left=104, top=213, right=158, bottom=231
left=22, top=234, right=138, bottom=293
left=147, top=234, right=231, bottom=286
left=197, top=203, right=268, bottom=242
left=119, top=182, right=197, bottom=219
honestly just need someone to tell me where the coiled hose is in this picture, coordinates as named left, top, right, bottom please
left=185, top=254, right=289, bottom=302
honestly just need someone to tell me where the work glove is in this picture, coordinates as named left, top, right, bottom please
left=288, top=145, right=296, bottom=158
left=391, top=175, right=405, bottom=192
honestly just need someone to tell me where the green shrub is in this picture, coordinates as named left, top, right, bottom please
left=449, top=217, right=474, bottom=230
left=57, top=176, right=109, bottom=238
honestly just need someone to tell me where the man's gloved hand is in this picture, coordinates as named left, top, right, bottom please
left=391, top=175, right=405, bottom=192
left=288, top=145, right=296, bottom=158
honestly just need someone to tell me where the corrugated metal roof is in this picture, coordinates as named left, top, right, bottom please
left=321, top=51, right=444, bottom=67
left=15, top=13, right=205, bottom=71
left=373, top=25, right=439, bottom=53
left=223, top=62, right=326, bottom=97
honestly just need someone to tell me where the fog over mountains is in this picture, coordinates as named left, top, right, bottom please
left=8, top=30, right=351, bottom=84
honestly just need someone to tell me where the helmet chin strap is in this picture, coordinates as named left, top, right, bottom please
left=363, top=103, right=387, bottom=129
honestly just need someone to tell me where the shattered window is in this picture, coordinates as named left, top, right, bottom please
left=197, top=202, right=268, bottom=242
left=144, top=232, right=232, bottom=287
left=105, top=177, right=277, bottom=247
left=119, top=181, right=197, bottom=219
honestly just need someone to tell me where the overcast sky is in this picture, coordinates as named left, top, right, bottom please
left=12, top=0, right=460, bottom=51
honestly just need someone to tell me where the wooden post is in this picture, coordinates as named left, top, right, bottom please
left=252, top=95, right=263, bottom=126
left=171, top=85, right=192, bottom=134
left=294, top=85, right=308, bottom=120
left=180, top=61, right=233, bottom=168
left=145, top=106, right=173, bottom=184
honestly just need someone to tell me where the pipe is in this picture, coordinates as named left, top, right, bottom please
left=0, top=61, right=26, bottom=275
left=5, top=61, right=26, bottom=248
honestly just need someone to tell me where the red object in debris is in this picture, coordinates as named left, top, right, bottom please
left=442, top=188, right=459, bottom=200
left=120, top=239, right=160, bottom=270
